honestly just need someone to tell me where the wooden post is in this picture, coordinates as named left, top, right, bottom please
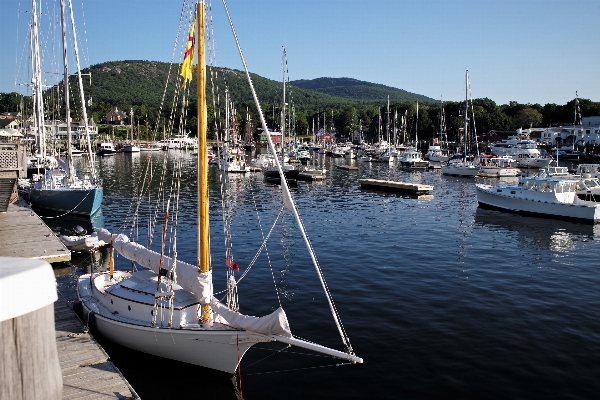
left=0, top=257, right=62, bottom=399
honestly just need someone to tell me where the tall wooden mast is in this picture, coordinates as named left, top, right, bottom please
left=196, top=2, right=210, bottom=322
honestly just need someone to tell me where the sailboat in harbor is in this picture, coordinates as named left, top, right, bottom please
left=441, top=69, right=480, bottom=177
left=123, top=108, right=140, bottom=153
left=77, top=1, right=361, bottom=375
left=262, top=47, right=299, bottom=182
left=28, top=0, right=102, bottom=216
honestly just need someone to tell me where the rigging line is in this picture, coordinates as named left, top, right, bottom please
left=247, top=346, right=333, bottom=358
left=38, top=188, right=94, bottom=218
left=242, top=344, right=291, bottom=370
left=128, top=156, right=146, bottom=239
left=243, top=363, right=353, bottom=376
left=149, top=154, right=170, bottom=243
left=151, top=0, right=188, bottom=138
left=215, top=206, right=282, bottom=302
left=236, top=207, right=281, bottom=283
left=221, top=0, right=355, bottom=355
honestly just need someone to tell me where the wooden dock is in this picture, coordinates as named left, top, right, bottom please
left=0, top=199, right=71, bottom=263
left=359, top=178, right=434, bottom=195
left=55, top=295, right=139, bottom=399
left=298, top=171, right=326, bottom=181
left=335, top=165, right=358, bottom=171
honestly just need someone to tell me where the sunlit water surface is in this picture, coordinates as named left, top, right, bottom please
left=51, top=152, right=600, bottom=400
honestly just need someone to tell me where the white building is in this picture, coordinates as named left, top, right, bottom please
left=540, top=120, right=600, bottom=147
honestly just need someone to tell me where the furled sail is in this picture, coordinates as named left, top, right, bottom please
left=97, top=228, right=212, bottom=304
left=97, top=228, right=293, bottom=338
left=211, top=298, right=292, bottom=338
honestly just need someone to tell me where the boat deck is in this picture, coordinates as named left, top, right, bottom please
left=0, top=198, right=71, bottom=263
left=55, top=295, right=139, bottom=399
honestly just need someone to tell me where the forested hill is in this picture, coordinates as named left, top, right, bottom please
left=291, top=77, right=436, bottom=103
left=80, top=60, right=353, bottom=112
left=84, top=61, right=431, bottom=108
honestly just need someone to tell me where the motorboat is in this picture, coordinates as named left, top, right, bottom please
left=96, top=142, right=116, bottom=156
left=476, top=175, right=600, bottom=223
left=478, top=156, right=520, bottom=177
left=398, top=148, right=429, bottom=169
left=490, top=132, right=551, bottom=168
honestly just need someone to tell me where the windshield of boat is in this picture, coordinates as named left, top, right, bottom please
left=555, top=181, right=575, bottom=193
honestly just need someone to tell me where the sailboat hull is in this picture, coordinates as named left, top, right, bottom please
left=77, top=272, right=268, bottom=374
left=29, top=187, right=103, bottom=216
left=84, top=307, right=260, bottom=374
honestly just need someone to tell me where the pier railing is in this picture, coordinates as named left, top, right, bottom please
left=0, top=144, right=27, bottom=211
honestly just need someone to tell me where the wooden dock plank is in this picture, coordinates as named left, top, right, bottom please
left=54, top=297, right=138, bottom=399
left=0, top=199, right=71, bottom=263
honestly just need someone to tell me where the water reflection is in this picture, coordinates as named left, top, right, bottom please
left=474, top=208, right=599, bottom=251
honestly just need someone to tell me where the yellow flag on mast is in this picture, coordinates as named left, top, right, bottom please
left=181, top=15, right=196, bottom=87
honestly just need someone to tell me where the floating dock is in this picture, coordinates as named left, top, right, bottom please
left=0, top=199, right=71, bottom=263
left=298, top=171, right=326, bottom=181
left=335, top=165, right=358, bottom=171
left=359, top=178, right=434, bottom=195
left=55, top=295, right=139, bottom=399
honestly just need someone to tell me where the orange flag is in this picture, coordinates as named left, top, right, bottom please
left=180, top=16, right=196, bottom=87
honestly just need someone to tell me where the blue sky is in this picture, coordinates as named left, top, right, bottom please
left=2, top=0, right=598, bottom=106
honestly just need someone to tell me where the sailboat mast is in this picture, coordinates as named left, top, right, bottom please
left=281, top=47, right=286, bottom=159
left=130, top=108, right=134, bottom=143
left=415, top=101, right=419, bottom=150
left=439, top=96, right=443, bottom=144
left=464, top=69, right=469, bottom=163
left=60, top=0, right=74, bottom=184
left=386, top=95, right=390, bottom=144
left=66, top=0, right=95, bottom=178
left=31, top=0, right=45, bottom=159
left=196, top=0, right=210, bottom=325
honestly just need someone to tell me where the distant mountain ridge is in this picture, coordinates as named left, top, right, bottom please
left=81, top=61, right=433, bottom=108
left=290, top=77, right=436, bottom=103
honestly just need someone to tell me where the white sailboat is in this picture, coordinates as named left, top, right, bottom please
left=441, top=70, right=480, bottom=177
left=262, top=47, right=299, bottom=182
left=398, top=101, right=429, bottom=169
left=77, top=2, right=361, bottom=375
left=218, top=89, right=246, bottom=173
left=427, top=97, right=450, bottom=162
left=122, top=108, right=140, bottom=153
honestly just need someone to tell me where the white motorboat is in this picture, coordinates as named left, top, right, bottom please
left=476, top=175, right=600, bottom=223
left=478, top=156, right=520, bottom=177
left=96, top=142, right=116, bottom=156
left=398, top=148, right=429, bottom=169
left=77, top=4, right=361, bottom=375
left=575, top=177, right=600, bottom=202
left=490, top=131, right=551, bottom=169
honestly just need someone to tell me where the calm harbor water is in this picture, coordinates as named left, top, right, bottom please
left=51, top=151, right=600, bottom=399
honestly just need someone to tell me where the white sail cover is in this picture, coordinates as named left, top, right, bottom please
left=96, top=228, right=212, bottom=304
left=211, top=298, right=292, bottom=338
